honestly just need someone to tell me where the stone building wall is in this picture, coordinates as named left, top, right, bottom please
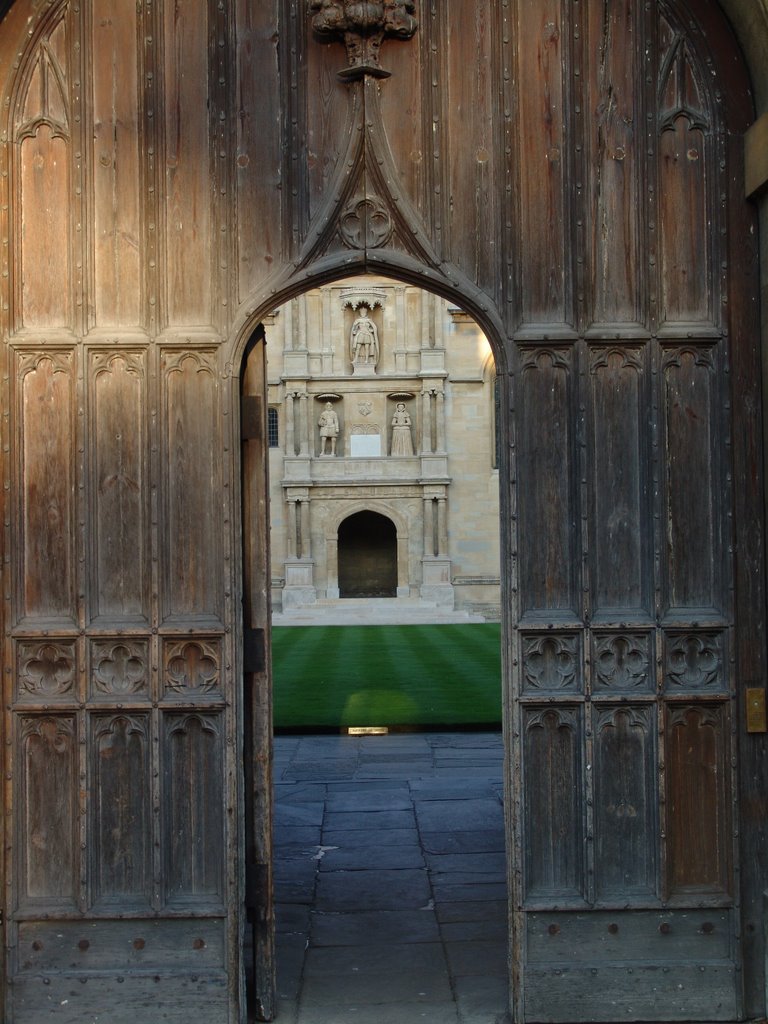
left=266, top=276, right=501, bottom=616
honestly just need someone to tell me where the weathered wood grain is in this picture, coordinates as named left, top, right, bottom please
left=584, top=0, right=642, bottom=327
left=162, top=1, right=212, bottom=326
left=161, top=350, right=222, bottom=621
left=89, top=351, right=148, bottom=622
left=660, top=347, right=721, bottom=614
left=517, top=349, right=577, bottom=616
left=90, top=713, right=151, bottom=906
left=588, top=347, right=649, bottom=618
left=514, top=0, right=569, bottom=326
left=17, top=352, right=76, bottom=623
left=91, top=1, right=142, bottom=327
left=523, top=706, right=583, bottom=900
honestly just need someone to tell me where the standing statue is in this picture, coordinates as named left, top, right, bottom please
left=390, top=402, right=413, bottom=456
left=318, top=402, right=340, bottom=456
left=350, top=306, right=379, bottom=368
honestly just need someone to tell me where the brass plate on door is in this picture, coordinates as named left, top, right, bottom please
left=746, top=688, right=767, bottom=733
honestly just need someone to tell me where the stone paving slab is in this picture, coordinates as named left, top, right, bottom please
left=323, top=808, right=416, bottom=832
left=441, top=917, right=508, bottom=942
left=273, top=782, right=327, bottom=803
left=315, top=868, right=431, bottom=911
left=357, top=750, right=435, bottom=764
left=434, top=899, right=508, bottom=924
left=324, top=779, right=410, bottom=792
left=276, top=904, right=311, bottom=934
left=431, top=881, right=508, bottom=903
left=276, top=933, right=308, bottom=1001
left=311, top=909, right=441, bottom=946
left=283, top=764, right=358, bottom=781
left=425, top=851, right=507, bottom=873
left=304, top=941, right=447, bottom=976
left=430, top=870, right=508, bottom=887
left=427, top=733, right=503, bottom=747
left=275, top=879, right=317, bottom=905
left=414, top=798, right=503, bottom=832
left=295, top=1001, right=460, bottom=1023
left=421, top=829, right=506, bottom=854
left=274, top=825, right=323, bottom=848
left=300, top=967, right=454, bottom=1007
left=274, top=802, right=326, bottom=827
left=318, top=843, right=426, bottom=871
left=445, top=939, right=509, bottom=977
left=409, top=781, right=500, bottom=800
left=355, top=766, right=439, bottom=779
left=322, top=826, right=422, bottom=848
left=324, top=788, right=414, bottom=811
left=454, top=975, right=510, bottom=1024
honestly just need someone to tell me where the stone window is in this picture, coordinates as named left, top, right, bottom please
left=268, top=406, right=279, bottom=448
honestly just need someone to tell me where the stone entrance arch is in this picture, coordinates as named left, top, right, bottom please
left=322, top=499, right=413, bottom=601
left=338, top=510, right=398, bottom=597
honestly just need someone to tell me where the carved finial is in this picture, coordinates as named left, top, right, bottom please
left=309, top=0, right=418, bottom=81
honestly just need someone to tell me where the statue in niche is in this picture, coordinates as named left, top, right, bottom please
left=390, top=402, right=413, bottom=456
left=350, top=305, right=379, bottom=368
left=318, top=402, right=340, bottom=456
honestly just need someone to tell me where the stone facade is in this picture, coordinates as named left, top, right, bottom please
left=266, top=276, right=500, bottom=616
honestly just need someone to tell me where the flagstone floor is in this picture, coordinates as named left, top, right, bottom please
left=272, top=731, right=509, bottom=1024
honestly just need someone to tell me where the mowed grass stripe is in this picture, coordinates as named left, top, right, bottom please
left=272, top=623, right=501, bottom=728
left=396, top=624, right=501, bottom=723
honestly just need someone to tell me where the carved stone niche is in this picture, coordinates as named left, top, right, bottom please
left=341, top=288, right=386, bottom=375
left=309, top=0, right=418, bottom=80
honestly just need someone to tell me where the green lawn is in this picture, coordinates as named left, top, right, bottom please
left=271, top=623, right=502, bottom=729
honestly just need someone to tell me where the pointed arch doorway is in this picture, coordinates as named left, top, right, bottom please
left=338, top=510, right=398, bottom=598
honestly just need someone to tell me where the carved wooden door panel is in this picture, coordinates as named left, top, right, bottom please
left=0, top=2, right=242, bottom=1021
left=510, top=2, right=760, bottom=1020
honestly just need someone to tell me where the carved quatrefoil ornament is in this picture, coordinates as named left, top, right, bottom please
left=309, top=0, right=418, bottom=80
left=339, top=196, right=393, bottom=249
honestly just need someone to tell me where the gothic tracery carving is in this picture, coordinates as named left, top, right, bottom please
left=18, top=641, right=76, bottom=698
left=92, top=640, right=148, bottom=697
left=339, top=196, right=393, bottom=250
left=522, top=634, right=580, bottom=692
left=164, top=639, right=220, bottom=696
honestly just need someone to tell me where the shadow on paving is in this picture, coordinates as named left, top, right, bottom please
left=272, top=732, right=509, bottom=1024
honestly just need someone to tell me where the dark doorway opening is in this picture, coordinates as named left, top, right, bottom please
left=338, top=510, right=397, bottom=597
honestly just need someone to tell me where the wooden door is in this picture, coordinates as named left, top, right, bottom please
left=508, top=3, right=762, bottom=1019
left=0, top=0, right=764, bottom=1022
left=0, top=2, right=245, bottom=1020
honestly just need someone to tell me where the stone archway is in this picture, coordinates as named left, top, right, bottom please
left=338, top=509, right=398, bottom=598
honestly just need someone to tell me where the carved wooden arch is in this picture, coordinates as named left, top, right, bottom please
left=227, top=253, right=510, bottom=381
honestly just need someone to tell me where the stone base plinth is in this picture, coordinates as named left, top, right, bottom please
left=420, top=557, right=455, bottom=608
left=282, top=560, right=316, bottom=608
